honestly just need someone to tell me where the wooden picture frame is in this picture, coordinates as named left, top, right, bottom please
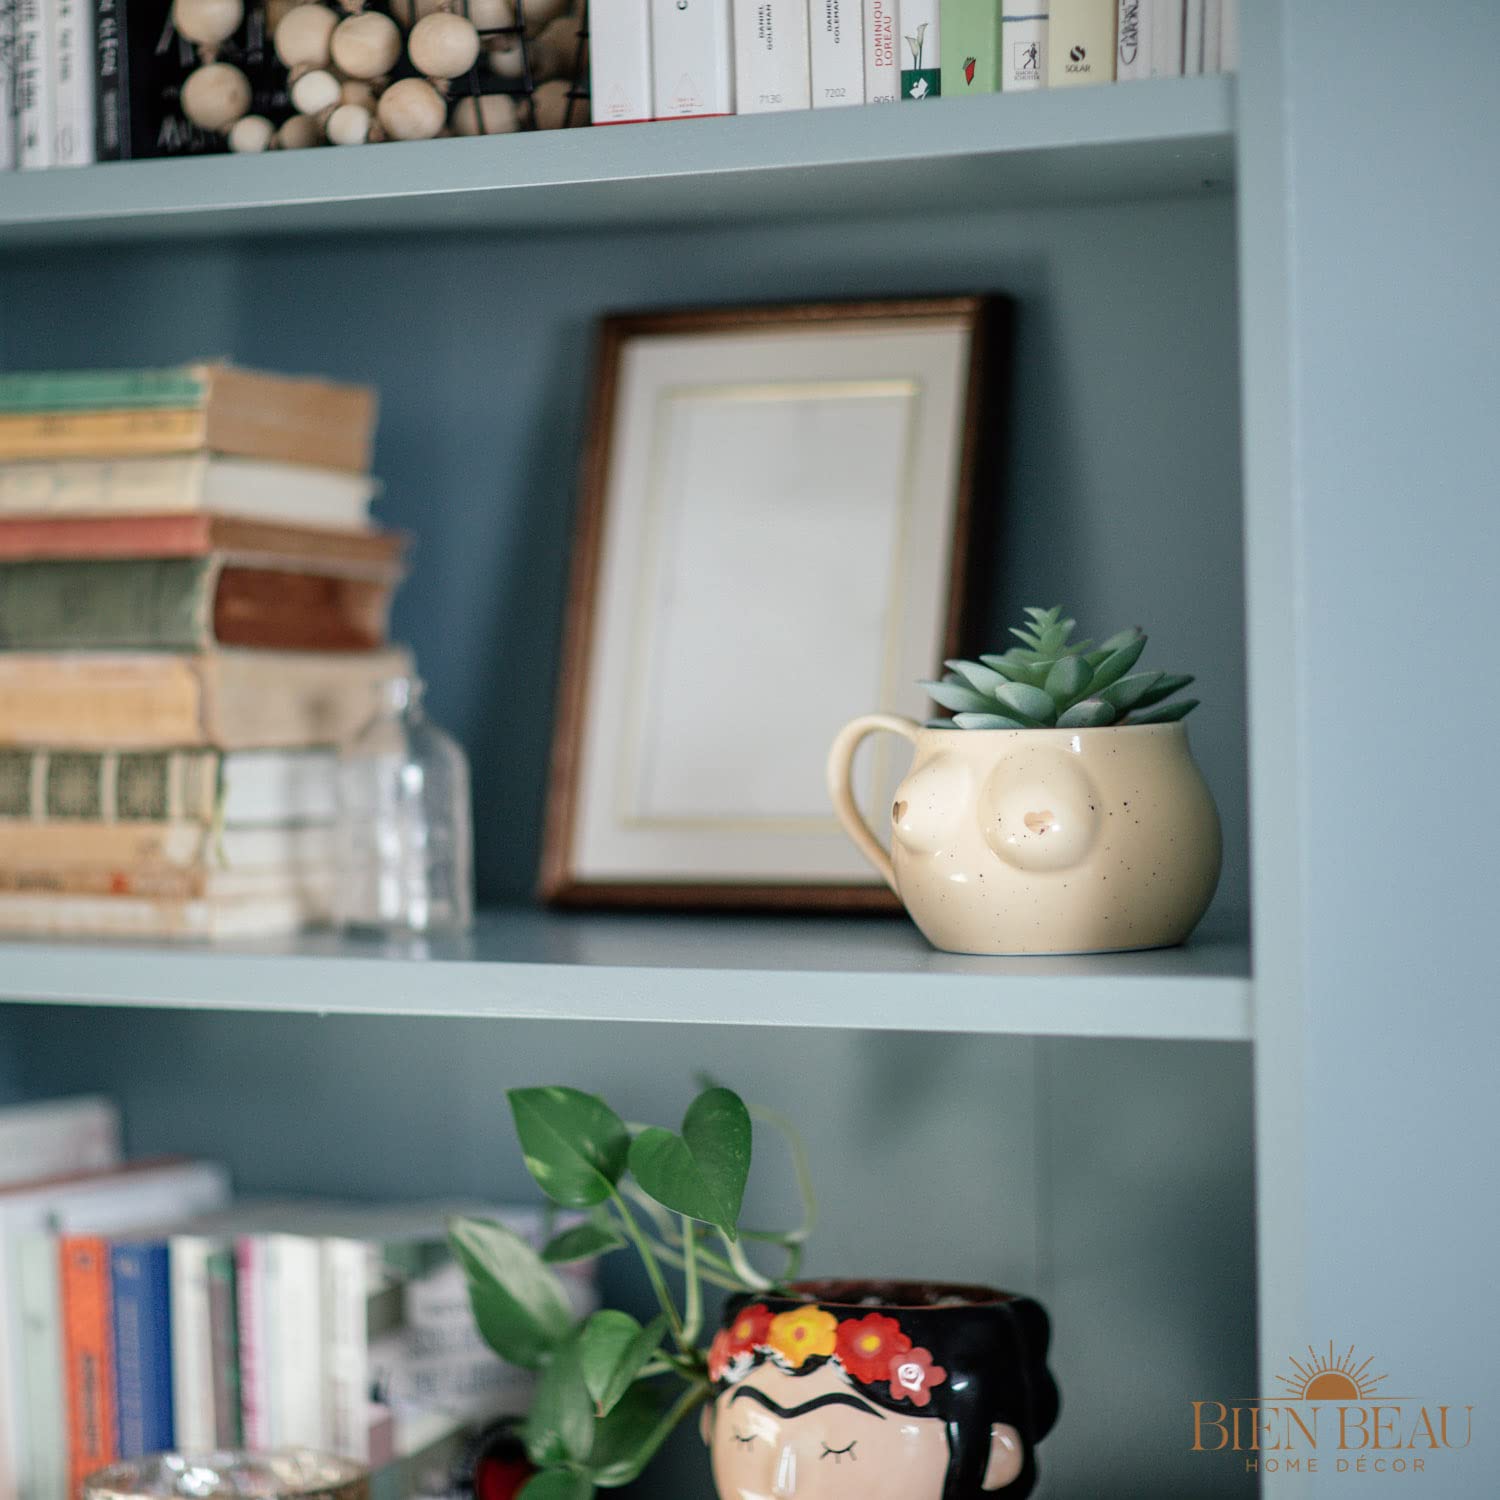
left=540, top=296, right=1005, bottom=910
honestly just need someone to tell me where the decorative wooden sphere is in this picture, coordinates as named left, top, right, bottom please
left=227, top=113, right=274, bottom=151
left=339, top=78, right=379, bottom=109
left=275, top=112, right=325, bottom=148
left=522, top=0, right=572, bottom=32
left=172, top=0, right=243, bottom=46
left=409, top=12, right=480, bottom=79
left=451, top=91, right=520, bottom=135
left=326, top=102, right=373, bottom=144
left=484, top=36, right=525, bottom=79
left=330, top=10, right=403, bottom=78
left=530, top=77, right=585, bottom=128
left=274, top=3, right=337, bottom=67
left=180, top=62, right=252, bottom=129
left=527, top=15, right=582, bottom=81
left=290, top=66, right=342, bottom=115
left=377, top=76, right=447, bottom=139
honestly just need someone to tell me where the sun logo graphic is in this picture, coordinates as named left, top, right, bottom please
left=1276, top=1344, right=1387, bottom=1403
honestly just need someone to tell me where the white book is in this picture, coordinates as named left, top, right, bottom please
left=223, top=749, right=341, bottom=827
left=1202, top=0, right=1220, bottom=74
left=52, top=0, right=94, bottom=165
left=1149, top=0, right=1182, bottom=75
left=589, top=0, right=654, bottom=124
left=236, top=1237, right=273, bottom=1449
left=650, top=0, right=733, bottom=118
left=322, top=1238, right=372, bottom=1459
left=810, top=0, right=863, bottom=107
left=0, top=1096, right=121, bottom=1187
left=1116, top=0, right=1148, bottom=80
left=14, top=0, right=52, bottom=170
left=1183, top=0, right=1202, bottom=74
left=0, top=455, right=379, bottom=527
left=1000, top=4, right=1047, bottom=90
left=733, top=0, right=811, bottom=113
left=169, top=1236, right=222, bottom=1455
left=1048, top=0, right=1113, bottom=86
left=862, top=0, right=899, bottom=101
left=1219, top=0, right=1236, bottom=70
left=0, top=0, right=16, bottom=172
left=269, top=1234, right=325, bottom=1449
left=898, top=0, right=940, bottom=98
left=15, top=1236, right=66, bottom=1500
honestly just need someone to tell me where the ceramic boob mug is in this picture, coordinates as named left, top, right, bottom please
left=703, top=1280, right=1058, bottom=1500
left=827, top=717, right=1221, bottom=955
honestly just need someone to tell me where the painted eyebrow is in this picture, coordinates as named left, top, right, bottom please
left=729, top=1387, right=886, bottom=1421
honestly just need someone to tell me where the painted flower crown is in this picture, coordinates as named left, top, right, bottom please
left=709, top=1303, right=949, bottom=1408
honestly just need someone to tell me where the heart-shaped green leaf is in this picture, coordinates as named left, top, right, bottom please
left=953, top=712, right=1029, bottom=730
left=510, top=1087, right=629, bottom=1208
left=991, top=681, right=1058, bottom=725
left=519, top=1474, right=594, bottom=1500
left=1101, top=671, right=1165, bottom=712
left=449, top=1217, right=575, bottom=1370
left=920, top=679, right=995, bottom=714
left=578, top=1310, right=669, bottom=1417
left=1086, top=633, right=1147, bottom=690
left=1125, top=697, right=1200, bottom=724
left=585, top=1383, right=667, bottom=1487
left=542, top=1220, right=627, bottom=1265
left=1043, top=655, right=1092, bottom=705
left=1056, top=698, right=1117, bottom=729
left=526, top=1331, right=596, bottom=1467
left=628, top=1087, right=751, bottom=1239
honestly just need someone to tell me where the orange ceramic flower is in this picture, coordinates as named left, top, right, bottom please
left=725, top=1303, right=772, bottom=1354
left=887, top=1345, right=948, bottom=1407
left=767, top=1305, right=839, bottom=1367
left=835, top=1313, right=912, bottom=1384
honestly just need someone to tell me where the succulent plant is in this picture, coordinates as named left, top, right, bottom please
left=922, top=605, right=1200, bottom=730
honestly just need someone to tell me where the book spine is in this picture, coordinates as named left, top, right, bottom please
left=60, top=1237, right=117, bottom=1495
left=1218, top=0, right=1235, bottom=71
left=861, top=0, right=898, bottom=100
left=321, top=1240, right=369, bottom=1460
left=16, top=1237, right=68, bottom=1500
left=589, top=0, right=652, bottom=123
left=939, top=0, right=999, bottom=95
left=169, top=1240, right=217, bottom=1454
left=268, top=1236, right=323, bottom=1449
left=0, top=1097, right=121, bottom=1185
left=809, top=0, right=862, bottom=107
left=1116, top=0, right=1148, bottom=80
left=650, top=0, right=733, bottom=118
left=1149, top=0, right=1181, bottom=75
left=0, top=751, right=218, bottom=828
left=0, top=408, right=209, bottom=462
left=1000, top=6, right=1046, bottom=90
left=53, top=0, right=96, bottom=165
left=1048, top=0, right=1114, bottom=86
left=0, top=0, right=16, bottom=172
left=733, top=0, right=811, bottom=113
left=235, top=1238, right=271, bottom=1449
left=899, top=0, right=940, bottom=97
left=110, top=1244, right=173, bottom=1459
left=0, top=558, right=217, bottom=651
left=1182, top=0, right=1202, bottom=73
left=205, top=1249, right=242, bottom=1448
left=94, top=0, right=125, bottom=160
left=14, top=0, right=53, bottom=169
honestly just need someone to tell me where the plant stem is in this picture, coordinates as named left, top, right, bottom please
left=718, top=1229, right=774, bottom=1292
left=651, top=1241, right=743, bottom=1292
left=611, top=1189, right=685, bottom=1348
left=680, top=1215, right=702, bottom=1346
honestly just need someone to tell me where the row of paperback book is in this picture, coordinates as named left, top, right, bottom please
left=0, top=362, right=415, bottom=939
left=591, top=0, right=1238, bottom=122
left=0, top=1095, right=587, bottom=1500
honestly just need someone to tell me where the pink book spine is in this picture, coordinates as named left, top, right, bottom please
left=235, top=1237, right=270, bottom=1448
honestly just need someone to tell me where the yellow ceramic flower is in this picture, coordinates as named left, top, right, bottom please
left=767, top=1306, right=839, bottom=1367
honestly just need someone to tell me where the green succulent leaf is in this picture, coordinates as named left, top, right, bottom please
left=449, top=1217, right=576, bottom=1370
left=921, top=679, right=996, bottom=715
left=1128, top=672, right=1195, bottom=710
left=992, top=681, right=1058, bottom=725
left=1124, top=698, right=1200, bottom=724
left=579, top=1310, right=669, bottom=1417
left=978, top=653, right=1048, bottom=688
left=1043, top=655, right=1092, bottom=706
left=519, top=1474, right=594, bottom=1500
left=953, top=712, right=1029, bottom=730
left=943, top=659, right=1008, bottom=696
left=1085, top=627, right=1143, bottom=666
left=526, top=1331, right=596, bottom=1467
left=510, top=1087, right=630, bottom=1209
left=1056, top=698, right=1118, bottom=728
left=628, top=1087, right=751, bottom=1239
left=1086, top=634, right=1148, bottom=692
left=542, top=1220, right=627, bottom=1265
left=1101, top=670, right=1165, bottom=712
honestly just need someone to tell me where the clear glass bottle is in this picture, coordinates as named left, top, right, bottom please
left=337, top=675, right=474, bottom=935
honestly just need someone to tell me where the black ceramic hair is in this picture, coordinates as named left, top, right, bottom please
left=716, top=1281, right=1060, bottom=1500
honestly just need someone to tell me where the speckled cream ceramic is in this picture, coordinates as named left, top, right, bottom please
left=827, top=717, right=1221, bottom=955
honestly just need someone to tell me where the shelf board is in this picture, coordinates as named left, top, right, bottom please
left=0, top=76, right=1235, bottom=248
left=0, top=907, right=1250, bottom=1040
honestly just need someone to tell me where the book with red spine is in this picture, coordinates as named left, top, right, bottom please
left=60, top=1237, right=117, bottom=1494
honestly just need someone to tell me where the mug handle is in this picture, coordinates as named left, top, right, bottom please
left=826, top=714, right=922, bottom=896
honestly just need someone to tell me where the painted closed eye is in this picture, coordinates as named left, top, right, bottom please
left=732, top=1432, right=757, bottom=1447
left=820, top=1441, right=857, bottom=1463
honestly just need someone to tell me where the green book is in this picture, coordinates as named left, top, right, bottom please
left=941, top=0, right=1002, bottom=93
left=0, top=557, right=221, bottom=650
left=0, top=365, right=213, bottom=413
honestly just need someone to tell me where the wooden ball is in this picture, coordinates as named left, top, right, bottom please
left=274, top=3, right=337, bottom=67
left=451, top=91, right=519, bottom=135
left=530, top=77, right=585, bottom=128
left=409, top=12, right=480, bottom=79
left=466, top=0, right=514, bottom=28
left=392, top=0, right=511, bottom=25
left=291, top=65, right=342, bottom=114
left=275, top=112, right=324, bottom=148
left=327, top=101, right=373, bottom=144
left=527, top=15, right=582, bottom=81
left=180, top=62, right=251, bottom=129
left=339, top=78, right=379, bottom=109
left=331, top=10, right=403, bottom=78
left=377, top=76, right=447, bottom=139
left=484, top=36, right=525, bottom=78
left=520, top=0, right=570, bottom=31
left=227, top=113, right=274, bottom=151
left=172, top=0, right=243, bottom=45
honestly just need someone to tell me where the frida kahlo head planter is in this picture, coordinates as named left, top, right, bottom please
left=703, top=1281, right=1058, bottom=1500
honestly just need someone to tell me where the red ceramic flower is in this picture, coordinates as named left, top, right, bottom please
left=835, top=1313, right=912, bottom=1384
left=708, top=1328, right=736, bottom=1381
left=887, top=1346, right=948, bottom=1407
left=725, top=1303, right=773, bottom=1355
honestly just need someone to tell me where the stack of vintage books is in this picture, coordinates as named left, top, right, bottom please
left=0, top=363, right=411, bottom=939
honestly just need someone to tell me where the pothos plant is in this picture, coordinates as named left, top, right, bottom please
left=448, top=1084, right=813, bottom=1500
